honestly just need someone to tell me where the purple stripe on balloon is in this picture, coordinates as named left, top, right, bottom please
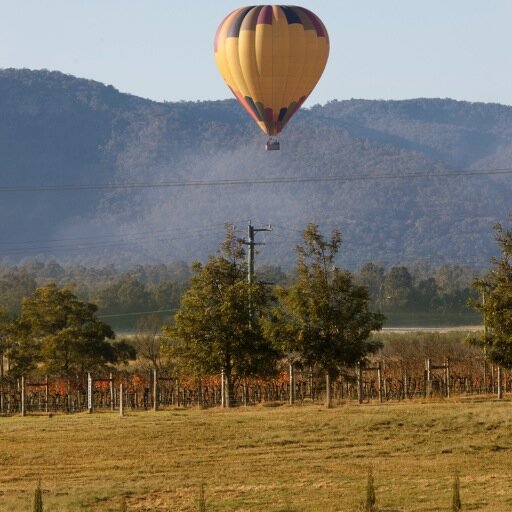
left=241, top=6, right=263, bottom=32
left=257, top=5, right=273, bottom=25
left=300, top=7, right=327, bottom=37
left=264, top=107, right=273, bottom=122
left=227, top=6, right=255, bottom=38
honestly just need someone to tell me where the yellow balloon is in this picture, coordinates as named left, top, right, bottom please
left=214, top=5, right=329, bottom=138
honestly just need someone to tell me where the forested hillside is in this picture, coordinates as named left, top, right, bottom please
left=1, top=68, right=511, bottom=269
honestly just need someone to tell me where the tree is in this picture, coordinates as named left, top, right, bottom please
left=93, top=274, right=154, bottom=315
left=412, top=277, right=439, bottom=312
left=163, top=225, right=278, bottom=406
left=355, top=263, right=385, bottom=310
left=132, top=314, right=171, bottom=372
left=0, top=270, right=37, bottom=317
left=151, top=280, right=187, bottom=312
left=265, top=224, right=384, bottom=403
left=471, top=218, right=512, bottom=368
left=383, top=266, right=413, bottom=308
left=9, top=284, right=131, bottom=376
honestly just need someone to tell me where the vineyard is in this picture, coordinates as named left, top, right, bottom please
left=2, top=352, right=509, bottom=416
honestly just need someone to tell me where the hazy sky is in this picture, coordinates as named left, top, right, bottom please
left=1, top=1, right=512, bottom=106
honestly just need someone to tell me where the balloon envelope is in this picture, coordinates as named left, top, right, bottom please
left=214, top=5, right=329, bottom=136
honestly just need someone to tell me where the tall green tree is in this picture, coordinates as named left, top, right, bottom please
left=163, top=226, right=278, bottom=406
left=355, top=263, right=385, bottom=310
left=471, top=218, right=512, bottom=368
left=265, top=224, right=384, bottom=389
left=93, top=274, right=154, bottom=315
left=383, top=266, right=413, bottom=308
left=0, top=270, right=37, bottom=317
left=9, top=284, right=133, bottom=376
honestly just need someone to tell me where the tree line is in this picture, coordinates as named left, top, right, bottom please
left=1, top=218, right=511, bottom=404
left=0, top=254, right=479, bottom=331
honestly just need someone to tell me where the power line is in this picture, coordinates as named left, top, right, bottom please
left=97, top=308, right=177, bottom=319
left=1, top=167, right=512, bottom=193
left=0, top=224, right=231, bottom=256
left=0, top=223, right=229, bottom=247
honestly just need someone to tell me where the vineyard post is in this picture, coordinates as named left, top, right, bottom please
left=289, top=363, right=295, bottom=405
left=446, top=359, right=451, bottom=398
left=119, top=383, right=124, bottom=416
left=221, top=369, right=225, bottom=408
left=87, top=373, right=93, bottom=414
left=423, top=359, right=427, bottom=398
left=383, top=361, right=388, bottom=398
left=21, top=376, right=26, bottom=417
left=175, top=376, right=181, bottom=407
left=45, top=375, right=49, bottom=413
left=109, top=372, right=114, bottom=411
left=243, top=381, right=248, bottom=406
left=377, top=362, right=383, bottom=403
left=497, top=366, right=502, bottom=400
left=357, top=362, right=363, bottom=404
left=309, top=367, right=314, bottom=401
left=197, top=376, right=203, bottom=408
left=425, top=359, right=432, bottom=398
left=153, top=368, right=158, bottom=411
left=325, top=372, right=332, bottom=408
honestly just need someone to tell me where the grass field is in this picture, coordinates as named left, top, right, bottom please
left=1, top=399, right=511, bottom=511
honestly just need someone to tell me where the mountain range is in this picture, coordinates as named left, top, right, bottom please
left=1, top=68, right=511, bottom=270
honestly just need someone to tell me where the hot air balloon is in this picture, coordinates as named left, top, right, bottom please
left=214, top=5, right=329, bottom=150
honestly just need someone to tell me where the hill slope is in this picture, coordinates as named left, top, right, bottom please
left=1, top=69, right=511, bottom=269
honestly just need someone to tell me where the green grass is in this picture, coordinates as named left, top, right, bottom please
left=0, top=399, right=511, bottom=511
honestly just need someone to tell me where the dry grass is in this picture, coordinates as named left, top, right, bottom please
left=0, top=399, right=511, bottom=511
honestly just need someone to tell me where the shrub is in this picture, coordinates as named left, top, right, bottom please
left=33, top=480, right=43, bottom=512
left=363, top=469, right=377, bottom=512
left=199, top=482, right=206, bottom=512
left=452, top=474, right=462, bottom=512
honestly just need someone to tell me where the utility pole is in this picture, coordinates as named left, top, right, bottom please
left=246, top=221, right=272, bottom=285
left=482, top=290, right=488, bottom=392
left=245, top=221, right=272, bottom=322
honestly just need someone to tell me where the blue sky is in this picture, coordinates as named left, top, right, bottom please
left=1, top=1, right=512, bottom=106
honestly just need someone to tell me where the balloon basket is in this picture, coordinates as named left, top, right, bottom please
left=265, top=139, right=280, bottom=151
